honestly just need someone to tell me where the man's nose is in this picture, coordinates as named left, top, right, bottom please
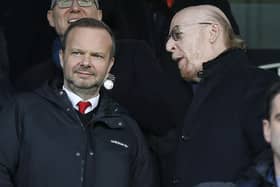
left=70, top=0, right=81, bottom=11
left=81, top=54, right=91, bottom=66
left=166, top=38, right=176, bottom=52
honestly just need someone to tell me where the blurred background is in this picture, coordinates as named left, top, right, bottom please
left=231, top=0, right=280, bottom=69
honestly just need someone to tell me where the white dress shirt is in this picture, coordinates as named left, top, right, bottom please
left=63, top=86, right=100, bottom=114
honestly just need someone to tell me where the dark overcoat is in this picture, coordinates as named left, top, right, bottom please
left=159, top=49, right=279, bottom=187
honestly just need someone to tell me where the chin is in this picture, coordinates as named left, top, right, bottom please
left=71, top=79, right=95, bottom=88
left=182, top=76, right=193, bottom=82
left=180, top=70, right=193, bottom=81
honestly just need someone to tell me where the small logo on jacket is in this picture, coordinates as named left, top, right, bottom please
left=110, top=140, right=128, bottom=148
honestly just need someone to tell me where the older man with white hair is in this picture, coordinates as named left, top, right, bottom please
left=161, top=2, right=279, bottom=187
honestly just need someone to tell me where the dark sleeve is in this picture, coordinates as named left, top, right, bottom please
left=0, top=100, right=21, bottom=187
left=127, top=117, right=159, bottom=187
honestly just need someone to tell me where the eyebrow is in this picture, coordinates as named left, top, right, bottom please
left=71, top=48, right=106, bottom=56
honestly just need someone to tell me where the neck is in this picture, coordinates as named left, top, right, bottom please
left=66, top=85, right=99, bottom=100
left=274, top=154, right=280, bottom=177
left=207, top=45, right=228, bottom=62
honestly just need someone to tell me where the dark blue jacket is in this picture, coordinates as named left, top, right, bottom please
left=0, top=80, right=157, bottom=187
left=237, top=149, right=276, bottom=187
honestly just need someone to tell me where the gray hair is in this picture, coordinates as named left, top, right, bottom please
left=208, top=8, right=246, bottom=50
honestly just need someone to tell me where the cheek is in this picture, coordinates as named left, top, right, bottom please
left=63, top=60, right=76, bottom=73
left=63, top=65, right=72, bottom=76
left=185, top=40, right=205, bottom=60
left=270, top=125, right=280, bottom=142
left=85, top=9, right=99, bottom=19
left=94, top=62, right=112, bottom=76
left=174, top=43, right=186, bottom=56
left=55, top=12, right=69, bottom=27
left=179, top=43, right=193, bottom=59
left=94, top=64, right=108, bottom=75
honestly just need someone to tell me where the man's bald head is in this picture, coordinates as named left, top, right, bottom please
left=166, top=4, right=245, bottom=82
left=172, top=5, right=230, bottom=30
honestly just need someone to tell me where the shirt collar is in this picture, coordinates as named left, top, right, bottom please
left=63, top=86, right=100, bottom=114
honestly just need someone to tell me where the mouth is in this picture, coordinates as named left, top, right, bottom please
left=172, top=56, right=188, bottom=71
left=173, top=56, right=184, bottom=64
left=67, top=18, right=80, bottom=24
left=76, top=71, right=94, bottom=78
left=171, top=53, right=183, bottom=62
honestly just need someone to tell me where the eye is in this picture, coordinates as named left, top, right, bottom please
left=170, top=26, right=183, bottom=41
left=173, top=31, right=183, bottom=41
left=274, top=114, right=280, bottom=122
left=57, top=0, right=72, bottom=7
left=78, top=0, right=94, bottom=6
left=79, top=0, right=91, bottom=2
left=71, top=50, right=83, bottom=56
left=91, top=53, right=105, bottom=59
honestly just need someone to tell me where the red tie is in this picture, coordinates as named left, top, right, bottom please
left=166, top=0, right=174, bottom=8
left=77, top=101, right=91, bottom=114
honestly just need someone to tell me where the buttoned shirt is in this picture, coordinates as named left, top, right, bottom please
left=63, top=86, right=99, bottom=114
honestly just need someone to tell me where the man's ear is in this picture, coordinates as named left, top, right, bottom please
left=263, top=119, right=272, bottom=143
left=59, top=50, right=64, bottom=68
left=47, top=10, right=55, bottom=28
left=97, top=10, right=103, bottom=21
left=208, top=23, right=220, bottom=44
left=107, top=57, right=114, bottom=73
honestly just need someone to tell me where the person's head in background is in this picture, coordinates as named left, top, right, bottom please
left=47, top=0, right=102, bottom=38
left=59, top=18, right=115, bottom=99
left=263, top=82, right=280, bottom=177
left=165, top=4, right=245, bottom=82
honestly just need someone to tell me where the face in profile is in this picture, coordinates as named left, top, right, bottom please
left=166, top=6, right=223, bottom=82
left=263, top=94, right=280, bottom=161
left=47, top=0, right=102, bottom=36
left=59, top=27, right=114, bottom=96
left=166, top=9, right=209, bottom=81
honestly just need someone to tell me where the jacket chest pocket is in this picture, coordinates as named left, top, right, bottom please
left=92, top=137, right=133, bottom=187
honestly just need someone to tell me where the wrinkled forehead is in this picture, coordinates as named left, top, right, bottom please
left=170, top=8, right=202, bottom=28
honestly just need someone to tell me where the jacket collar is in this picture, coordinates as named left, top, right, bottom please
left=255, top=154, right=276, bottom=186
left=198, top=48, right=244, bottom=81
left=33, top=81, right=127, bottom=129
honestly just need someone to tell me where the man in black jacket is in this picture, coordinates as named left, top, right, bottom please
left=162, top=3, right=279, bottom=187
left=0, top=18, right=157, bottom=187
